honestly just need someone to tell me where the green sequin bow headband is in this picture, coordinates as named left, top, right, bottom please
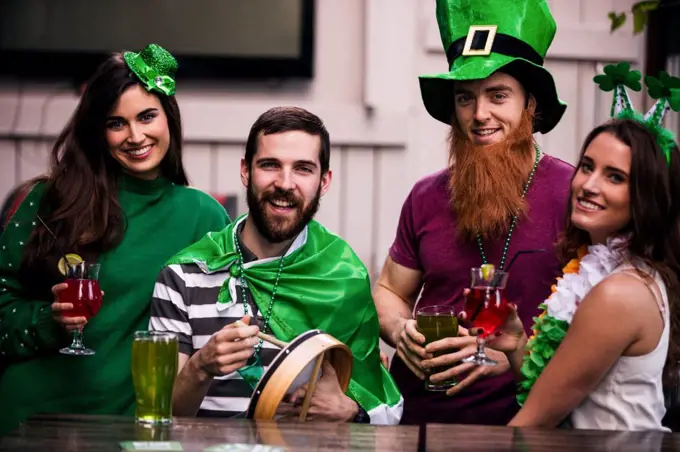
left=123, top=43, right=178, bottom=96
left=594, top=61, right=680, bottom=165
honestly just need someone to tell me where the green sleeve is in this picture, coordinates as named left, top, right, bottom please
left=0, top=185, right=67, bottom=365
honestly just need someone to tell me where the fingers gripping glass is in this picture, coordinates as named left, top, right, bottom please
left=462, top=267, right=510, bottom=366
left=417, top=305, right=459, bottom=391
left=58, top=261, right=102, bottom=356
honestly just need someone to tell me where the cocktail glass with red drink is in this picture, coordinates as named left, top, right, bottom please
left=462, top=265, right=510, bottom=366
left=59, top=261, right=102, bottom=356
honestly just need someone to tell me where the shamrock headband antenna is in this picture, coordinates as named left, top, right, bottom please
left=594, top=62, right=680, bottom=165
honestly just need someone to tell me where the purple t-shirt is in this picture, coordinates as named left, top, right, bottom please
left=389, top=154, right=574, bottom=425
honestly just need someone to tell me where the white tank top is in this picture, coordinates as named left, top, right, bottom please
left=570, top=264, right=671, bottom=431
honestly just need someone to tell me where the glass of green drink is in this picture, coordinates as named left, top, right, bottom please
left=416, top=305, right=459, bottom=391
left=131, top=331, right=179, bottom=425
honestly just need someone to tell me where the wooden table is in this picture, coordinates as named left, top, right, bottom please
left=4, top=414, right=680, bottom=451
left=426, top=423, right=680, bottom=451
left=0, top=414, right=421, bottom=451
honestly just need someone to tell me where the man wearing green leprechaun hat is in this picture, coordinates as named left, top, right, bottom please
left=373, top=0, right=576, bottom=425
left=149, top=106, right=403, bottom=424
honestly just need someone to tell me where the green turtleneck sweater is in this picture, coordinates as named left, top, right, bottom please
left=0, top=175, right=229, bottom=433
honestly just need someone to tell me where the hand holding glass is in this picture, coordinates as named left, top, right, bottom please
left=58, top=261, right=102, bottom=356
left=462, top=266, right=511, bottom=366
left=416, top=305, right=459, bottom=391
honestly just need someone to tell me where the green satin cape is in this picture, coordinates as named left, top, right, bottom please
left=165, top=216, right=402, bottom=413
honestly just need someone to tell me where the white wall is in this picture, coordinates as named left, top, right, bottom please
left=0, top=0, right=646, bottom=280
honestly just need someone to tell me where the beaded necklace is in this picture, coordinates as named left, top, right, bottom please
left=475, top=144, right=541, bottom=270
left=232, top=226, right=285, bottom=356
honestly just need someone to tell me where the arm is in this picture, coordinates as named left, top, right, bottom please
left=172, top=352, right=213, bottom=417
left=373, top=256, right=422, bottom=347
left=172, top=322, right=258, bottom=416
left=374, top=189, right=423, bottom=348
left=0, top=187, right=68, bottom=363
left=0, top=290, right=67, bottom=363
left=149, top=265, right=258, bottom=416
left=509, top=273, right=662, bottom=427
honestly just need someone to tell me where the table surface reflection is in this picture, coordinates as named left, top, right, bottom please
left=1, top=414, right=420, bottom=451
left=426, top=423, right=680, bottom=452
left=5, top=414, right=680, bottom=451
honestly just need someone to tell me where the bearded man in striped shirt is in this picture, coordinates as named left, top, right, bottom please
left=149, top=107, right=403, bottom=424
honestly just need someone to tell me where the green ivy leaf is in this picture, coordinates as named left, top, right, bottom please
left=633, top=10, right=647, bottom=34
left=632, top=1, right=660, bottom=33
left=609, top=11, right=627, bottom=32
left=632, top=0, right=661, bottom=14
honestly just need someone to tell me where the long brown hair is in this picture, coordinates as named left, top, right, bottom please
left=20, top=53, right=189, bottom=287
left=558, top=118, right=680, bottom=373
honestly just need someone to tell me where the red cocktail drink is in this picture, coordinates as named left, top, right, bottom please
left=464, top=287, right=512, bottom=338
left=462, top=265, right=509, bottom=366
left=60, top=279, right=102, bottom=320
left=59, top=260, right=101, bottom=356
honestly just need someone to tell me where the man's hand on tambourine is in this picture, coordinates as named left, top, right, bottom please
left=194, top=316, right=260, bottom=377
left=279, top=359, right=359, bottom=422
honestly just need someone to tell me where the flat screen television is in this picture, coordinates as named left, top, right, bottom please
left=0, top=0, right=315, bottom=83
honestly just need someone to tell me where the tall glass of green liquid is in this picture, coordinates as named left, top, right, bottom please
left=416, top=305, right=458, bottom=391
left=131, top=331, right=179, bottom=425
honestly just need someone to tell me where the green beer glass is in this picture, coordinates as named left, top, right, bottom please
left=131, top=331, right=179, bottom=425
left=416, top=305, right=459, bottom=391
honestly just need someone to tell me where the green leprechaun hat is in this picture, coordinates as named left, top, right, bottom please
left=123, top=43, right=178, bottom=96
left=420, top=0, right=567, bottom=134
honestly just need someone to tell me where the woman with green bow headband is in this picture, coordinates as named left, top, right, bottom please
left=0, top=44, right=229, bottom=433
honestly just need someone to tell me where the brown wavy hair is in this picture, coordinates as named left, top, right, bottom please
left=19, top=52, right=188, bottom=290
left=558, top=118, right=680, bottom=375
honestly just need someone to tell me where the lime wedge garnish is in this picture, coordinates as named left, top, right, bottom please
left=481, top=263, right=495, bottom=280
left=58, top=253, right=83, bottom=276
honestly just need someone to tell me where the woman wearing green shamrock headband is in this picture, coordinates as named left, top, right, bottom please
left=475, top=63, right=680, bottom=431
left=0, top=44, right=229, bottom=433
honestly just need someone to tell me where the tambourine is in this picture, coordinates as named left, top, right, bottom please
left=243, top=328, right=353, bottom=421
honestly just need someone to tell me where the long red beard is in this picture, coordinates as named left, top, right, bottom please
left=449, top=109, right=536, bottom=241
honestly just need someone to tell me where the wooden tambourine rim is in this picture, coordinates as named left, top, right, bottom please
left=245, top=329, right=353, bottom=420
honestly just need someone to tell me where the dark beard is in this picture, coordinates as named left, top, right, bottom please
left=246, top=180, right=321, bottom=243
left=449, top=108, right=536, bottom=241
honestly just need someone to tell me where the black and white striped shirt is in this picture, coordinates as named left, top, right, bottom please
left=149, top=226, right=284, bottom=417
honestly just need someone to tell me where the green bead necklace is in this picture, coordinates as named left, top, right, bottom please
left=232, top=227, right=285, bottom=356
left=475, top=144, right=541, bottom=271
